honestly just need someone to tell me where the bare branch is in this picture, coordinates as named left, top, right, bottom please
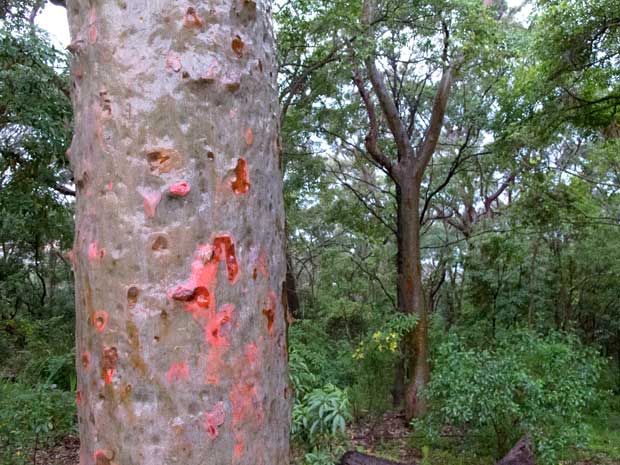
left=352, top=70, right=395, bottom=177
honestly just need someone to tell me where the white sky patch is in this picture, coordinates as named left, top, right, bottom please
left=36, top=3, right=70, bottom=48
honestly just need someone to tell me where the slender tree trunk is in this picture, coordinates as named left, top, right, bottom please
left=399, top=180, right=429, bottom=419
left=68, top=2, right=290, bottom=464
left=391, top=184, right=405, bottom=407
left=285, top=248, right=300, bottom=318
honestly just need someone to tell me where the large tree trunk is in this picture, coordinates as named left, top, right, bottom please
left=68, top=1, right=290, bottom=464
left=398, top=180, right=430, bottom=419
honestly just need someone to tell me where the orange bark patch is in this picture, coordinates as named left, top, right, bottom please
left=152, top=235, right=168, bottom=251
left=127, top=286, right=139, bottom=309
left=223, top=73, right=241, bottom=92
left=194, top=286, right=210, bottom=308
left=262, top=308, right=275, bottom=334
left=147, top=148, right=182, bottom=174
left=262, top=290, right=277, bottom=334
left=213, top=235, right=239, bottom=283
left=183, top=7, right=204, bottom=28
left=232, top=35, right=245, bottom=57
left=231, top=159, right=250, bottom=194
left=93, top=310, right=108, bottom=333
left=166, top=362, right=190, bottom=383
left=101, top=347, right=118, bottom=385
left=81, top=351, right=91, bottom=369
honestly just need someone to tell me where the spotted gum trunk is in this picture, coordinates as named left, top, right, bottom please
left=67, top=1, right=289, bottom=464
left=399, top=178, right=429, bottom=420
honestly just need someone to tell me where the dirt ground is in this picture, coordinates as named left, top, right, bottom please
left=37, top=414, right=620, bottom=465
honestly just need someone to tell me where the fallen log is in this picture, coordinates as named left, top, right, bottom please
left=338, top=435, right=536, bottom=465
left=338, top=451, right=414, bottom=465
left=494, top=436, right=536, bottom=465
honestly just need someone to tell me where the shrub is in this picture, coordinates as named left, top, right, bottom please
left=292, top=383, right=351, bottom=443
left=0, top=381, right=76, bottom=465
left=416, top=330, right=603, bottom=464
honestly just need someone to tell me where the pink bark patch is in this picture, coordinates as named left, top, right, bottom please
left=169, top=181, right=191, bottom=197
left=106, top=181, right=113, bottom=191
left=94, top=450, right=112, bottom=465
left=142, top=191, right=162, bottom=218
left=88, top=241, right=105, bottom=262
left=205, top=304, right=235, bottom=385
left=166, top=52, right=182, bottom=72
left=257, top=251, right=269, bottom=278
left=234, top=441, right=245, bottom=460
left=205, top=304, right=234, bottom=348
left=93, top=310, right=108, bottom=333
left=88, top=7, right=97, bottom=44
left=230, top=342, right=264, bottom=462
left=231, top=159, right=250, bottom=194
left=76, top=390, right=82, bottom=405
left=200, top=58, right=220, bottom=82
left=204, top=401, right=226, bottom=439
left=167, top=238, right=241, bottom=384
left=166, top=362, right=190, bottom=383
left=245, top=128, right=254, bottom=146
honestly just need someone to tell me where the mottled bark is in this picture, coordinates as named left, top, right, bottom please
left=67, top=1, right=290, bottom=464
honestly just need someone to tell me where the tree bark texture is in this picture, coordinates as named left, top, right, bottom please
left=67, top=1, right=289, bottom=464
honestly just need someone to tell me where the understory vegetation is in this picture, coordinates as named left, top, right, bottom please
left=2, top=1, right=620, bottom=464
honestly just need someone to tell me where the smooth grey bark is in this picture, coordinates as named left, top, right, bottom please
left=67, top=1, right=290, bottom=464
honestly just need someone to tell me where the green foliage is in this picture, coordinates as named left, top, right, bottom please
left=417, top=330, right=604, bottom=464
left=303, top=449, right=338, bottom=465
left=0, top=12, right=76, bottom=464
left=293, top=383, right=352, bottom=442
left=0, top=381, right=76, bottom=465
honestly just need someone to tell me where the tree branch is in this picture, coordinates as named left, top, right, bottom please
left=352, top=69, right=395, bottom=177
